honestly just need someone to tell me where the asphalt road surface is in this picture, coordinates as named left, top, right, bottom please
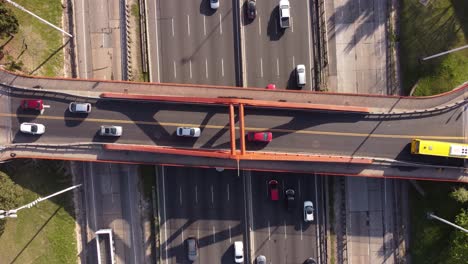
left=250, top=171, right=320, bottom=264
left=158, top=166, right=245, bottom=264
left=242, top=0, right=314, bottom=90
left=155, top=0, right=240, bottom=86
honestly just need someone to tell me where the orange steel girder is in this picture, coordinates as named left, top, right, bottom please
left=239, top=104, right=246, bottom=155
left=229, top=104, right=237, bottom=156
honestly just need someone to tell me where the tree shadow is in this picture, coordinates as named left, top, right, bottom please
left=29, top=39, right=71, bottom=75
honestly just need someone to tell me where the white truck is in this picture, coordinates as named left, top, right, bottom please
left=279, top=0, right=290, bottom=28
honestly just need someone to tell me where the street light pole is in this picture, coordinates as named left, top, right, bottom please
left=427, top=212, right=468, bottom=233
left=0, top=184, right=81, bottom=219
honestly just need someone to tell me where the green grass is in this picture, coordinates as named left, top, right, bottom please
left=409, top=182, right=465, bottom=264
left=0, top=160, right=77, bottom=263
left=399, top=0, right=468, bottom=95
left=0, top=0, right=64, bottom=76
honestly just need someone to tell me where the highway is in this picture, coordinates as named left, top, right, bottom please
left=154, top=0, right=240, bottom=86
left=243, top=0, right=314, bottom=90
left=158, top=166, right=245, bottom=264
left=6, top=93, right=464, bottom=165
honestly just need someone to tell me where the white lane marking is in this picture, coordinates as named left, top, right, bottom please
left=179, top=186, right=182, bottom=205
left=212, top=226, right=216, bottom=242
left=205, top=58, right=209, bottom=78
left=268, top=221, right=271, bottom=240
left=292, top=56, right=295, bottom=70
left=314, top=174, right=321, bottom=263
left=229, top=225, right=232, bottom=243
left=221, top=58, right=225, bottom=77
left=227, top=183, right=230, bottom=201
left=195, top=184, right=198, bottom=203
left=189, top=60, right=193, bottom=79
left=181, top=227, right=184, bottom=242
left=291, top=16, right=294, bottom=32
left=301, top=222, right=303, bottom=240
left=187, top=15, right=190, bottom=36
left=171, top=18, right=174, bottom=37
left=260, top=58, right=263, bottom=78
left=306, top=0, right=313, bottom=91
left=197, top=225, right=200, bottom=240
left=219, top=14, right=223, bottom=34
left=89, top=164, right=98, bottom=232
left=276, top=58, right=280, bottom=76
left=284, top=220, right=287, bottom=239
left=127, top=167, right=138, bottom=264
left=211, top=185, right=214, bottom=204
left=161, top=167, right=168, bottom=262
left=80, top=0, right=88, bottom=78
left=258, top=17, right=262, bottom=35
left=173, top=61, right=176, bottom=78
left=203, top=16, right=206, bottom=35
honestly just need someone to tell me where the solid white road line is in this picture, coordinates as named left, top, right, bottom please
left=211, top=185, right=214, bottom=204
left=284, top=220, right=287, bottom=239
left=89, top=164, right=98, bottom=231
left=268, top=221, right=271, bottom=240
left=205, top=59, right=208, bottom=78
left=219, top=14, right=223, bottom=34
left=181, top=227, right=184, bottom=242
left=291, top=16, right=294, bottom=32
left=189, top=60, right=192, bottom=79
left=179, top=186, right=182, bottom=205
left=173, top=61, right=176, bottom=78
left=187, top=15, right=190, bottom=36
left=227, top=183, right=230, bottom=201
left=306, top=0, right=313, bottom=91
left=292, top=56, right=295, bottom=69
left=221, top=58, right=225, bottom=77
left=229, top=225, right=232, bottom=243
left=212, top=226, right=216, bottom=242
left=127, top=167, right=138, bottom=264
left=203, top=16, right=206, bottom=36
left=258, top=17, right=262, bottom=35
left=276, top=58, right=280, bottom=76
left=171, top=18, right=174, bottom=37
left=197, top=225, right=200, bottom=240
left=260, top=58, right=263, bottom=77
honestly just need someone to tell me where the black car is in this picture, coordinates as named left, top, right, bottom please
left=247, top=0, right=257, bottom=20
left=285, top=189, right=295, bottom=210
left=304, top=257, right=317, bottom=264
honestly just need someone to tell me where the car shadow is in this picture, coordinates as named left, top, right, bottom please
left=241, top=1, right=254, bottom=26
left=15, top=107, right=41, bottom=123
left=11, top=130, right=42, bottom=143
left=285, top=69, right=300, bottom=90
left=267, top=6, right=285, bottom=41
left=64, top=110, right=86, bottom=127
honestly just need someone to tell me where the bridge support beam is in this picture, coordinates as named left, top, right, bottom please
left=229, top=104, right=236, bottom=155
left=239, top=104, right=246, bottom=155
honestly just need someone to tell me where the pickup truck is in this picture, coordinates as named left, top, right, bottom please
left=279, top=0, right=290, bottom=28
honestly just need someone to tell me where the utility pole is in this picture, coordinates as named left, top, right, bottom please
left=4, top=0, right=73, bottom=38
left=427, top=212, right=468, bottom=233
left=0, top=184, right=81, bottom=219
left=422, top=45, right=468, bottom=61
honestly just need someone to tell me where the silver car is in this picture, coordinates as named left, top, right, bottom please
left=176, top=127, right=201, bottom=137
left=296, top=64, right=306, bottom=87
left=100, top=125, right=122, bottom=136
left=304, top=201, right=314, bottom=222
left=256, top=255, right=266, bottom=264
left=69, top=102, right=92, bottom=113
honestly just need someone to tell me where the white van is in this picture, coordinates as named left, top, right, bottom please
left=234, top=241, right=244, bottom=263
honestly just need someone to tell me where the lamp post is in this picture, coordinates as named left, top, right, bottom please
left=427, top=212, right=468, bottom=233
left=0, top=184, right=81, bottom=219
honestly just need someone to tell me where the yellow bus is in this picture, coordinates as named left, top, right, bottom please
left=411, top=139, right=468, bottom=159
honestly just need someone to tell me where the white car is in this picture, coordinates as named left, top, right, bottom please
left=210, top=0, right=219, bottom=9
left=20, top=123, right=45, bottom=135
left=234, top=241, right=244, bottom=263
left=296, top=64, right=306, bottom=87
left=176, top=127, right=201, bottom=137
left=304, top=201, right=314, bottom=222
left=100, top=125, right=123, bottom=136
left=69, top=102, right=91, bottom=113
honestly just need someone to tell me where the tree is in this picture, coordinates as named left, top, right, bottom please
left=451, top=187, right=468, bottom=203
left=0, top=170, right=22, bottom=236
left=0, top=4, right=19, bottom=39
left=447, top=209, right=468, bottom=264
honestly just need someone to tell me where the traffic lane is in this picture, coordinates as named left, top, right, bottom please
left=244, top=0, right=312, bottom=89
left=161, top=167, right=245, bottom=264
left=158, top=0, right=236, bottom=85
left=251, top=172, right=318, bottom=263
left=243, top=107, right=463, bottom=137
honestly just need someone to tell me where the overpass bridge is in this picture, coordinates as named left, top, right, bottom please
left=0, top=70, right=467, bottom=182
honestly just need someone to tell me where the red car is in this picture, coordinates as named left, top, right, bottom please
left=266, top=84, right=276, bottom=90
left=268, top=180, right=279, bottom=201
left=247, top=131, right=273, bottom=142
left=21, top=99, right=43, bottom=111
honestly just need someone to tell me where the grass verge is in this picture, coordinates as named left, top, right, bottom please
left=0, top=160, right=76, bottom=263
left=399, top=0, right=468, bottom=95
left=409, top=181, right=465, bottom=264
left=0, top=0, right=64, bottom=76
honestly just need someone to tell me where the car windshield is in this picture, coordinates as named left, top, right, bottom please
left=105, top=128, right=116, bottom=134
left=31, top=125, right=38, bottom=132
left=306, top=206, right=313, bottom=213
left=298, top=68, right=305, bottom=73
left=189, top=129, right=194, bottom=136
left=71, top=104, right=76, bottom=111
